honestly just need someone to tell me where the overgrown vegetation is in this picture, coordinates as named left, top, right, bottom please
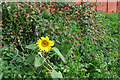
left=0, top=2, right=119, bottom=78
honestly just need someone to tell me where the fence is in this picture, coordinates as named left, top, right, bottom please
left=72, top=0, right=120, bottom=12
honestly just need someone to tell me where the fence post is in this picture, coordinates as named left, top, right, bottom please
left=118, top=0, right=120, bottom=12
left=97, top=0, right=108, bottom=12
left=108, top=0, right=117, bottom=12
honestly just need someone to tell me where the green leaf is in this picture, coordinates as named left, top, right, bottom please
left=50, top=70, right=63, bottom=78
left=0, top=47, right=7, bottom=52
left=35, top=55, right=45, bottom=67
left=52, top=47, right=65, bottom=62
left=3, top=56, right=11, bottom=59
left=16, top=57, right=23, bottom=62
left=26, top=54, right=35, bottom=64
left=96, top=69, right=101, bottom=72
left=0, top=73, right=3, bottom=80
left=26, top=44, right=38, bottom=50
left=81, top=68, right=87, bottom=72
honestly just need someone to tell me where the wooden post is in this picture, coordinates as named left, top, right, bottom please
left=97, top=0, right=108, bottom=12
left=108, top=0, right=117, bottom=12
left=118, top=0, right=120, bottom=12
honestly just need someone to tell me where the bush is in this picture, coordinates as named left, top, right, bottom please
left=1, top=2, right=119, bottom=78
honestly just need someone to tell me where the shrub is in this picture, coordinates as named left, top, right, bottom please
left=1, top=2, right=119, bottom=78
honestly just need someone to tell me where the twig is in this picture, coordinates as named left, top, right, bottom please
left=38, top=52, right=53, bottom=70
left=15, top=48, right=25, bottom=60
left=9, top=54, right=18, bottom=66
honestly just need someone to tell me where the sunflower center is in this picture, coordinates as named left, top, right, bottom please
left=41, top=40, right=49, bottom=47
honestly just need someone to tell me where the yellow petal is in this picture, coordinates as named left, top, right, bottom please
left=48, top=41, right=54, bottom=46
left=41, top=37, right=45, bottom=40
left=40, top=46, right=44, bottom=51
left=45, top=36, right=49, bottom=41
left=36, top=39, right=42, bottom=44
left=40, top=49, right=43, bottom=52
left=47, top=46, right=52, bottom=50
left=45, top=48, right=48, bottom=52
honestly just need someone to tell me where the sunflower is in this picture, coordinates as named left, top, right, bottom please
left=36, top=36, right=54, bottom=52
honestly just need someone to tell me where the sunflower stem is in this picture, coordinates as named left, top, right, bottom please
left=37, top=65, right=50, bottom=78
left=38, top=52, right=54, bottom=70
left=38, top=52, right=43, bottom=57
left=43, top=65, right=51, bottom=71
left=45, top=61, right=54, bottom=70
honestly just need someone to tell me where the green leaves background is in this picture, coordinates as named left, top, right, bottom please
left=1, top=2, right=119, bottom=78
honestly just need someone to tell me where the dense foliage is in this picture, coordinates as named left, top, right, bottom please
left=0, top=2, right=119, bottom=78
